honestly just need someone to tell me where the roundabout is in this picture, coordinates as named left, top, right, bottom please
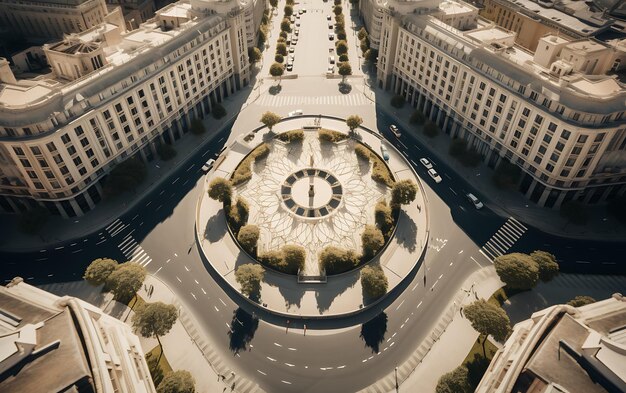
left=196, top=116, right=430, bottom=318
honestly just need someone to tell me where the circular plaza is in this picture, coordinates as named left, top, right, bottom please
left=196, top=116, right=430, bottom=318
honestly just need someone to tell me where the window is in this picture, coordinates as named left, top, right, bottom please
left=561, top=130, right=570, bottom=140
left=560, top=169, right=570, bottom=177
left=543, top=134, right=552, bottom=144
left=61, top=134, right=71, bottom=144
left=594, top=133, right=605, bottom=142
left=556, top=142, right=564, bottom=152
left=13, top=147, right=25, bottom=155
left=577, top=135, right=587, bottom=143
left=534, top=115, right=543, bottom=124
left=548, top=122, right=557, bottom=132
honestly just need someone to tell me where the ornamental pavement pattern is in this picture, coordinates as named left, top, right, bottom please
left=237, top=131, right=390, bottom=275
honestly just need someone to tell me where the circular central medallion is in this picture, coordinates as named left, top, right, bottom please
left=281, top=169, right=343, bottom=218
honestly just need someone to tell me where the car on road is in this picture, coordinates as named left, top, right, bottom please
left=465, top=193, right=484, bottom=209
left=380, top=145, right=390, bottom=162
left=288, top=109, right=303, bottom=116
left=294, top=29, right=299, bottom=36
left=290, top=16, right=295, bottom=22
left=419, top=157, right=433, bottom=169
left=328, top=23, right=333, bottom=29
left=302, top=8, right=306, bottom=12
left=298, top=9, right=303, bottom=14
left=295, top=21, right=300, bottom=27
left=327, top=15, right=332, bottom=20
left=390, top=124, right=401, bottom=137
left=328, top=33, right=334, bottom=40
left=289, top=55, right=295, bottom=62
left=202, top=158, right=215, bottom=172
left=327, top=65, right=334, bottom=74
left=427, top=168, right=442, bottom=183
left=329, top=56, right=335, bottom=64
left=289, top=46, right=295, bottom=53
left=286, top=62, right=293, bottom=71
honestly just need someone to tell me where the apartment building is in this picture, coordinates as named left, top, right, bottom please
left=0, top=0, right=261, bottom=218
left=106, top=0, right=157, bottom=26
left=476, top=294, right=626, bottom=393
left=0, top=277, right=156, bottom=393
left=361, top=0, right=626, bottom=208
left=0, top=0, right=125, bottom=40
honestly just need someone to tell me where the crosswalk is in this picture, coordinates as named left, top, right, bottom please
left=105, top=218, right=129, bottom=237
left=256, top=93, right=370, bottom=107
left=479, top=217, right=527, bottom=261
left=118, top=233, right=153, bottom=267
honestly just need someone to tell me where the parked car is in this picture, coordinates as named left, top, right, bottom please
left=428, top=168, right=442, bottom=183
left=329, top=56, right=335, bottom=64
left=202, top=158, right=215, bottom=172
left=302, top=8, right=306, bottom=12
left=327, top=65, right=334, bottom=74
left=328, top=33, right=334, bottom=40
left=327, top=15, right=332, bottom=20
left=289, top=46, right=295, bottom=53
left=286, top=63, right=293, bottom=71
left=390, top=124, right=401, bottom=137
left=466, top=193, right=484, bottom=209
left=288, top=109, right=303, bottom=116
left=328, top=23, right=333, bottom=29
left=294, top=29, right=300, bottom=36
left=419, top=157, right=433, bottom=169
left=380, top=145, right=390, bottom=162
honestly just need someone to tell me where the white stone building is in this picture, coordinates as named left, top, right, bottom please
left=0, top=0, right=264, bottom=217
left=476, top=293, right=626, bottom=393
left=0, top=277, right=157, bottom=393
left=360, top=0, right=626, bottom=207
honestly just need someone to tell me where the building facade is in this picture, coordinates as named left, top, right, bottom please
left=0, top=277, right=157, bottom=393
left=0, top=0, right=125, bottom=40
left=476, top=293, right=626, bottom=393
left=0, top=0, right=262, bottom=218
left=360, top=0, right=626, bottom=208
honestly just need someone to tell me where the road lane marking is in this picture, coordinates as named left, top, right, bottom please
left=55, top=246, right=64, bottom=250
left=449, top=187, right=457, bottom=195
left=39, top=249, right=46, bottom=252
left=284, top=363, right=295, bottom=367
left=70, top=242, right=77, bottom=246
left=274, top=343, right=282, bottom=347
left=36, top=258, right=48, bottom=261
left=184, top=265, right=190, bottom=272
left=438, top=274, right=443, bottom=279
left=71, top=249, right=83, bottom=254
left=214, top=306, right=219, bottom=312
left=444, top=173, right=452, bottom=180
left=176, top=276, right=182, bottom=283
left=431, top=280, right=439, bottom=291
left=166, top=258, right=171, bottom=263
left=416, top=301, right=422, bottom=309
left=281, top=381, right=292, bottom=385
left=257, top=370, right=267, bottom=375
left=156, top=205, right=162, bottom=211
left=411, top=283, right=419, bottom=291
left=159, top=190, right=165, bottom=195
left=194, top=279, right=199, bottom=284
left=398, top=140, right=407, bottom=149
left=470, top=256, right=482, bottom=267
left=410, top=159, right=417, bottom=166
left=266, top=357, right=277, bottom=362
left=191, top=293, right=197, bottom=300
left=96, top=239, right=107, bottom=245
left=187, top=164, right=195, bottom=171
left=458, top=250, right=464, bottom=254
left=288, top=347, right=297, bottom=351
left=172, top=177, right=179, bottom=184
left=155, top=266, right=162, bottom=275
left=146, top=201, right=152, bottom=206
left=201, top=288, right=206, bottom=294
left=132, top=214, right=139, bottom=220
left=395, top=299, right=405, bottom=310
left=219, top=298, right=227, bottom=306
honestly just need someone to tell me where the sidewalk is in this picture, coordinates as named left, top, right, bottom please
left=0, top=87, right=252, bottom=252
left=361, top=80, right=626, bottom=242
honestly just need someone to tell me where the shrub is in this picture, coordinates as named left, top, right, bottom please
left=254, top=143, right=270, bottom=161
left=281, top=19, right=291, bottom=32
left=494, top=253, right=539, bottom=291
left=231, top=144, right=270, bottom=185
left=358, top=27, right=368, bottom=41
left=276, top=129, right=304, bottom=143
left=355, top=145, right=371, bottom=161
left=375, top=200, right=394, bottom=238
left=276, top=42, right=287, bottom=56
left=410, top=110, right=426, bottom=125
left=258, top=245, right=305, bottom=274
left=318, top=129, right=348, bottom=143
left=212, top=103, right=226, bottom=119
left=284, top=4, right=293, bottom=16
left=157, top=144, right=177, bottom=161
left=275, top=54, right=284, bottom=63
left=391, top=179, right=418, bottom=207
left=208, top=177, right=233, bottom=204
left=248, top=47, right=262, bottom=63
left=361, top=265, right=388, bottom=299
left=227, top=197, right=249, bottom=235
left=390, top=95, right=405, bottom=108
left=423, top=121, right=439, bottom=137
left=84, top=258, right=119, bottom=286
left=235, top=264, right=265, bottom=297
left=337, top=30, right=347, bottom=41
left=530, top=250, right=559, bottom=282
left=319, top=246, right=360, bottom=274
left=335, top=40, right=348, bottom=55
left=258, top=250, right=284, bottom=269
left=333, top=5, right=343, bottom=15
left=567, top=296, right=596, bottom=307
left=279, top=31, right=288, bottom=39
left=449, top=138, right=467, bottom=157
left=237, top=225, right=260, bottom=256
left=190, top=118, right=206, bottom=134
left=371, top=159, right=394, bottom=187
left=361, top=225, right=385, bottom=259
left=339, top=54, right=349, bottom=62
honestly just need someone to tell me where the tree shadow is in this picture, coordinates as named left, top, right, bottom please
left=338, top=82, right=352, bottom=94
left=466, top=353, right=491, bottom=389
left=228, top=307, right=259, bottom=354
left=262, top=271, right=306, bottom=309
left=396, top=209, right=417, bottom=252
left=316, top=272, right=359, bottom=312
left=205, top=209, right=227, bottom=242
left=286, top=141, right=304, bottom=164
left=359, top=312, right=388, bottom=353
left=269, top=85, right=282, bottom=95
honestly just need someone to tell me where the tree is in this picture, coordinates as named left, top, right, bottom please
left=18, top=206, right=49, bottom=234
left=260, top=111, right=282, bottom=132
left=104, top=157, right=147, bottom=197
left=355, top=144, right=370, bottom=161
left=212, top=103, right=226, bottom=119
left=207, top=177, right=233, bottom=204
left=435, top=365, right=472, bottom=393
left=235, top=264, right=265, bottom=298
left=187, top=118, right=204, bottom=135
left=360, top=39, right=369, bottom=54
left=157, top=144, right=177, bottom=161
left=237, top=224, right=260, bottom=255
left=464, top=299, right=511, bottom=358
left=107, top=262, right=146, bottom=302
left=391, top=179, right=418, bottom=207
left=492, top=160, right=522, bottom=189
left=494, top=253, right=539, bottom=290
left=157, top=370, right=195, bottom=393
left=375, top=200, right=394, bottom=238
left=358, top=27, right=368, bottom=41
left=390, top=95, right=404, bottom=108
left=269, top=0, right=277, bottom=7
left=270, top=62, right=284, bottom=84
left=530, top=250, right=559, bottom=282
left=280, top=18, right=291, bottom=32
left=361, top=225, right=385, bottom=259
left=333, top=5, right=343, bottom=15
left=337, top=30, right=347, bottom=41
left=276, top=42, right=287, bottom=56
left=248, top=47, right=262, bottom=63
left=361, top=265, right=388, bottom=299
left=567, top=295, right=596, bottom=307
left=449, top=138, right=467, bottom=157
left=84, top=258, right=119, bottom=286
left=339, top=54, right=349, bottom=62
left=282, top=244, right=306, bottom=272
left=338, top=62, right=352, bottom=82
left=423, top=121, right=439, bottom=138
left=335, top=20, right=345, bottom=31
left=132, top=302, right=178, bottom=360
left=335, top=40, right=348, bottom=55
left=410, top=110, right=426, bottom=125
left=560, top=200, right=589, bottom=225
left=227, top=197, right=249, bottom=234
left=284, top=4, right=293, bottom=16
left=346, top=115, right=363, bottom=133
left=319, top=246, right=360, bottom=274
left=275, top=53, right=284, bottom=63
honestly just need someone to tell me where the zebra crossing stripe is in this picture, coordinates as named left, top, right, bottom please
left=480, top=217, right=528, bottom=261
left=105, top=219, right=121, bottom=231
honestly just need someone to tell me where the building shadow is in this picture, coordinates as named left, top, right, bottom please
left=359, top=312, right=387, bottom=353
left=396, top=209, right=417, bottom=252
left=228, top=307, right=259, bottom=354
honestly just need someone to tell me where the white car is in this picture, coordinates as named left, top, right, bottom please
left=286, top=63, right=293, bottom=71
left=328, top=33, right=334, bottom=40
left=428, top=168, right=442, bottom=183
left=419, top=157, right=433, bottom=169
left=288, top=109, right=303, bottom=116
left=295, top=21, right=300, bottom=27
left=294, top=29, right=300, bottom=36
left=327, top=65, right=334, bottom=74
left=202, top=158, right=215, bottom=172
left=289, top=46, right=295, bottom=53
left=466, top=193, right=484, bottom=209
left=327, top=15, right=332, bottom=21
left=390, top=124, right=401, bottom=137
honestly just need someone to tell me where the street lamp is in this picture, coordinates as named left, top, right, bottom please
left=394, top=366, right=399, bottom=392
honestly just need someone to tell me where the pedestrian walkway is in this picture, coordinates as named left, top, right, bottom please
left=255, top=92, right=370, bottom=107
left=479, top=217, right=527, bottom=261
left=118, top=233, right=153, bottom=267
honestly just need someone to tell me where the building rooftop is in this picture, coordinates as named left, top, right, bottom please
left=439, top=0, right=475, bottom=15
